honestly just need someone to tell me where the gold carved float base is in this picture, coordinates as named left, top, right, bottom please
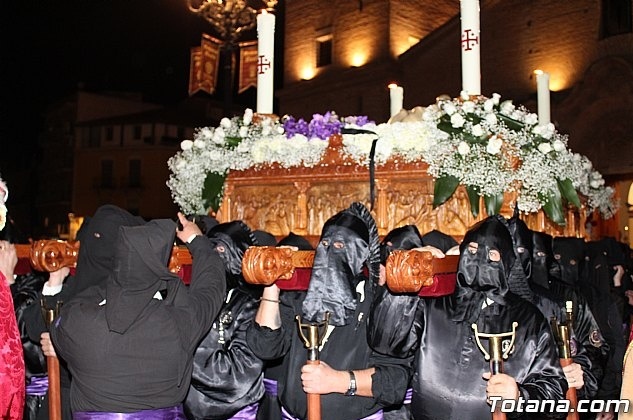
left=217, top=135, right=587, bottom=241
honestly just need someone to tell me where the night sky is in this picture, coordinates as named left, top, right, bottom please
left=1, top=0, right=232, bottom=168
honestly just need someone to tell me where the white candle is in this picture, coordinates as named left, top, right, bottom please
left=460, top=0, right=481, bottom=96
left=256, top=10, right=275, bottom=114
left=389, top=84, right=404, bottom=117
left=535, top=70, right=551, bottom=125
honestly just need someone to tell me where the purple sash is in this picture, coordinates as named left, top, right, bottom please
left=228, top=403, right=259, bottom=420
left=73, top=405, right=186, bottom=420
left=281, top=405, right=383, bottom=420
left=263, top=378, right=278, bottom=396
left=403, top=387, right=413, bottom=404
left=26, top=376, right=49, bottom=396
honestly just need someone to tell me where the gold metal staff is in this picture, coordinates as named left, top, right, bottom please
left=472, top=322, right=519, bottom=420
left=296, top=312, right=330, bottom=420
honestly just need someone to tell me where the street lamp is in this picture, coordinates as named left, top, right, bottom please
left=187, top=0, right=278, bottom=116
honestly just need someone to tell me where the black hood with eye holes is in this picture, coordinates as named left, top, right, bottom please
left=452, top=215, right=515, bottom=323
left=206, top=221, right=258, bottom=292
left=302, top=202, right=379, bottom=327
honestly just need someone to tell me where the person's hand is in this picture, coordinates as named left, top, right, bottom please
left=175, top=212, right=202, bottom=244
left=0, top=240, right=17, bottom=282
left=378, top=263, right=386, bottom=286
left=40, top=332, right=57, bottom=358
left=613, top=265, right=624, bottom=287
left=595, top=410, right=615, bottom=420
left=446, top=245, right=461, bottom=255
left=562, top=362, right=584, bottom=389
left=301, top=361, right=347, bottom=395
left=483, top=372, right=519, bottom=404
left=412, top=245, right=445, bottom=258
left=625, top=289, right=633, bottom=306
left=48, top=267, right=70, bottom=287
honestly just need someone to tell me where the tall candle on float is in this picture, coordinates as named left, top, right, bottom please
left=388, top=84, right=404, bottom=117
left=256, top=10, right=275, bottom=114
left=460, top=0, right=481, bottom=96
left=535, top=70, right=551, bottom=125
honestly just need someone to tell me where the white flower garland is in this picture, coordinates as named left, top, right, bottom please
left=167, top=101, right=617, bottom=219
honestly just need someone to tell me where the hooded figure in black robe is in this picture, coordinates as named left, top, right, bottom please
left=256, top=232, right=315, bottom=420
left=504, top=215, right=597, bottom=400
left=531, top=231, right=607, bottom=403
left=22, top=204, right=147, bottom=420
left=247, top=202, right=411, bottom=420
left=368, top=215, right=566, bottom=420
left=579, top=238, right=627, bottom=412
left=185, top=221, right=274, bottom=420
left=49, top=217, right=226, bottom=415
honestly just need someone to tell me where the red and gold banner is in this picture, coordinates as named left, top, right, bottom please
left=238, top=40, right=258, bottom=93
left=188, top=33, right=222, bottom=96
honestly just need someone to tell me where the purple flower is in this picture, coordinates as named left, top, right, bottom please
left=344, top=115, right=374, bottom=126
left=308, top=111, right=342, bottom=140
left=282, top=116, right=310, bottom=138
left=282, top=112, right=372, bottom=141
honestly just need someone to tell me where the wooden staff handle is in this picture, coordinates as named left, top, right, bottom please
left=385, top=251, right=458, bottom=293
left=306, top=359, right=321, bottom=420
left=16, top=242, right=192, bottom=274
left=242, top=246, right=458, bottom=293
left=47, top=355, right=62, bottom=420
left=492, top=409, right=506, bottom=420
left=242, top=247, right=314, bottom=285
left=560, top=358, right=579, bottom=420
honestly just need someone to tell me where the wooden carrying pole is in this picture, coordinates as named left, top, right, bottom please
left=42, top=304, right=62, bottom=420
left=17, top=242, right=459, bottom=297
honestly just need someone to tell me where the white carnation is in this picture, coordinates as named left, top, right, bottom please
left=537, top=142, right=552, bottom=154
left=180, top=140, right=193, bottom=151
left=457, top=141, right=470, bottom=155
left=486, top=136, right=503, bottom=155
left=451, top=113, right=465, bottom=128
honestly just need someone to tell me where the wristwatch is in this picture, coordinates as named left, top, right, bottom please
left=345, top=370, right=357, bottom=396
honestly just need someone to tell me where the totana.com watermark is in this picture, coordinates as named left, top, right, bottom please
left=489, top=396, right=631, bottom=414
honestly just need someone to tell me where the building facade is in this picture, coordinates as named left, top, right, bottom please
left=277, top=0, right=633, bottom=244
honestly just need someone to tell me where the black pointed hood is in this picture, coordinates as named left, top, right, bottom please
left=105, top=219, right=180, bottom=334
left=74, top=205, right=145, bottom=294
left=302, top=202, right=380, bottom=326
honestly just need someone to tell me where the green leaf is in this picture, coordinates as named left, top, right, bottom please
left=433, top=175, right=460, bottom=208
left=437, top=119, right=459, bottom=135
left=465, top=185, right=480, bottom=217
left=557, top=178, right=581, bottom=209
left=484, top=192, right=504, bottom=216
left=497, top=113, right=525, bottom=132
left=201, top=171, right=227, bottom=213
left=540, top=188, right=566, bottom=226
left=225, top=136, right=242, bottom=149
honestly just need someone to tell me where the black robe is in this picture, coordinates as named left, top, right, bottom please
left=369, top=288, right=567, bottom=420
left=50, top=221, right=226, bottom=413
left=369, top=216, right=567, bottom=420
left=184, top=288, right=264, bottom=419
left=246, top=276, right=412, bottom=420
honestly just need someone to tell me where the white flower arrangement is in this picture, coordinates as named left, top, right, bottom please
left=167, top=98, right=616, bottom=224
